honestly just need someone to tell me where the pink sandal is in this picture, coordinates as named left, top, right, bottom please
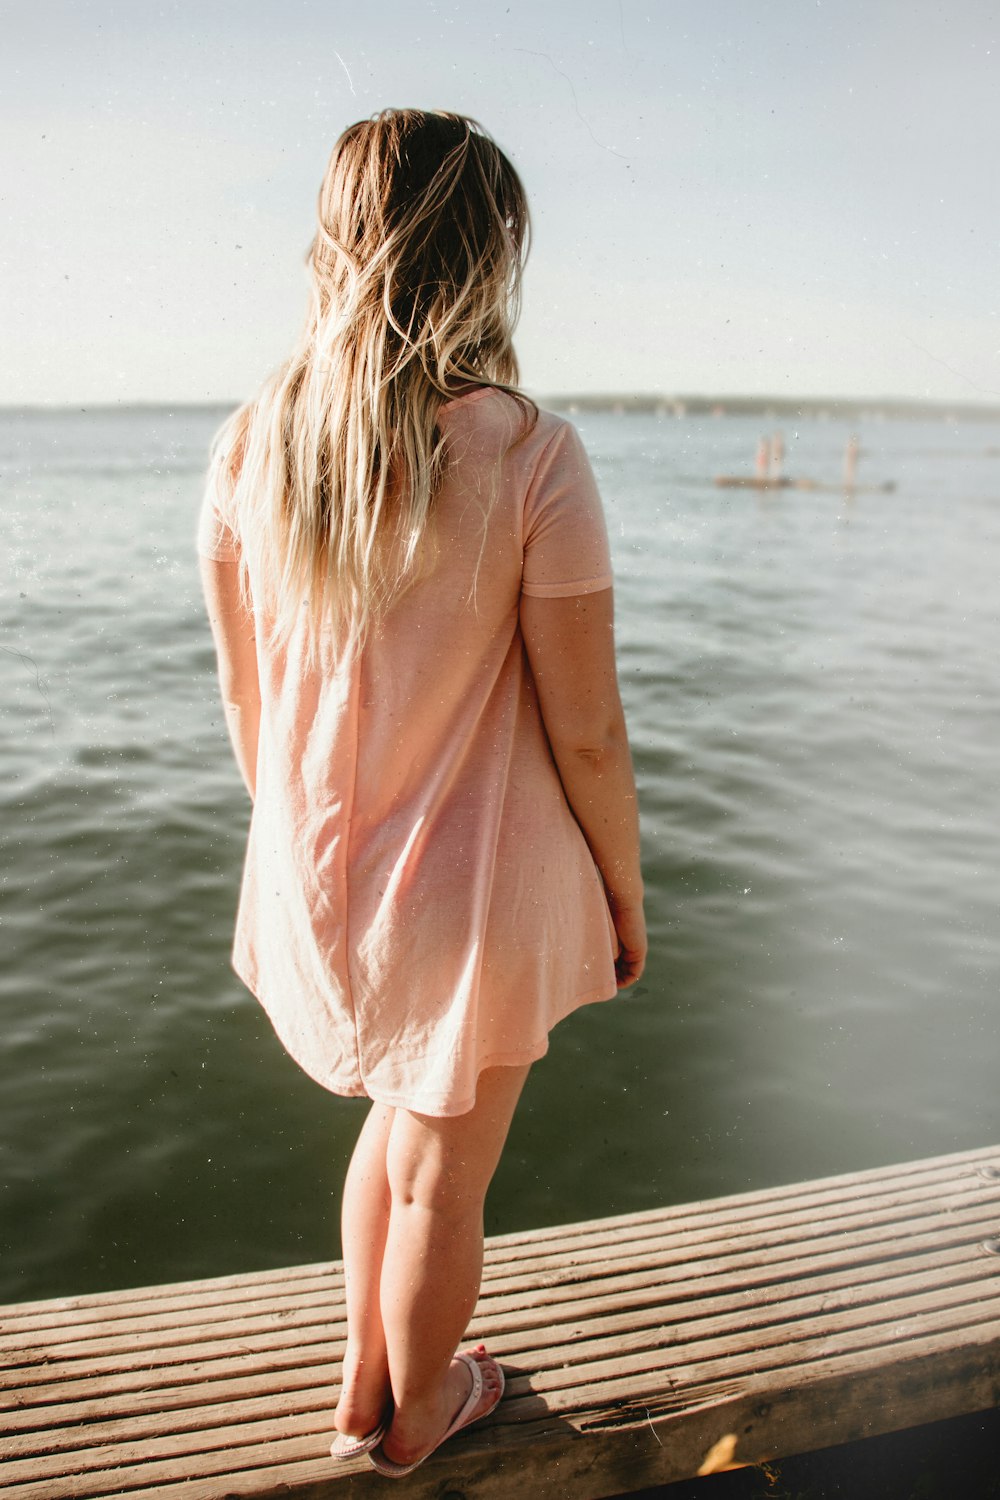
left=330, top=1415, right=389, bottom=1460
left=368, top=1351, right=504, bottom=1478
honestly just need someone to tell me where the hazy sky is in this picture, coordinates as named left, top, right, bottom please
left=4, top=0, right=998, bottom=405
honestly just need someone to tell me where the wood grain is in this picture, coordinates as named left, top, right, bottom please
left=1, top=1143, right=997, bottom=1499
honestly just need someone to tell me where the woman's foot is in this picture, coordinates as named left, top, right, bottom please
left=372, top=1348, right=503, bottom=1474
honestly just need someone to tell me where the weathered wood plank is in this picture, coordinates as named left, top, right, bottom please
left=3, top=1212, right=995, bottom=1410
left=482, top=1142, right=1000, bottom=1246
left=5, top=1142, right=996, bottom=1329
left=3, top=1323, right=998, bottom=1500
left=0, top=1239, right=993, bottom=1442
left=0, top=1144, right=997, bottom=1499
left=17, top=1280, right=997, bottom=1491
left=11, top=1227, right=1000, bottom=1394
left=5, top=1269, right=999, bottom=1473
left=489, top=1144, right=997, bottom=1232
left=5, top=1166, right=994, bottom=1347
left=6, top=1193, right=995, bottom=1387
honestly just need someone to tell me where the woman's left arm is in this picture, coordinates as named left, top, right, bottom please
left=199, top=556, right=260, bottom=801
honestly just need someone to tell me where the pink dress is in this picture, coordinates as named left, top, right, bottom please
left=197, top=388, right=619, bottom=1116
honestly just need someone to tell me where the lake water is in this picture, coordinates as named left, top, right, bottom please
left=2, top=402, right=998, bottom=1306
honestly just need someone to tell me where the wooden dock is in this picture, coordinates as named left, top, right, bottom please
left=2, top=1143, right=999, bottom=1498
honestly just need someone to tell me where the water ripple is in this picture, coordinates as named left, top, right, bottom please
left=2, top=404, right=1000, bottom=1301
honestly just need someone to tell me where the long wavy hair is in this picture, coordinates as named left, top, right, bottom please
left=208, top=109, right=532, bottom=648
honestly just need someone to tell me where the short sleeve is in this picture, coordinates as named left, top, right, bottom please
left=196, top=465, right=241, bottom=562
left=521, top=421, right=613, bottom=598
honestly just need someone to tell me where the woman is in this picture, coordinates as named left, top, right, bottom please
left=198, top=109, right=645, bottom=1477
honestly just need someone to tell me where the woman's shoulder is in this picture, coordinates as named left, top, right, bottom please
left=439, top=387, right=578, bottom=458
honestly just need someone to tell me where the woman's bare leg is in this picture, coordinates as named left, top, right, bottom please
left=378, top=1063, right=530, bottom=1465
left=333, top=1101, right=394, bottom=1438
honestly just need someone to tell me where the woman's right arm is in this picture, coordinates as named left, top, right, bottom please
left=520, top=587, right=646, bottom=988
left=199, top=554, right=261, bottom=801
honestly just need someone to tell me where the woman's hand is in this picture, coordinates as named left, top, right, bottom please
left=610, top=898, right=647, bottom=990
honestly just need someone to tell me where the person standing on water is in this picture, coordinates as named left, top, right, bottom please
left=198, top=109, right=646, bottom=1477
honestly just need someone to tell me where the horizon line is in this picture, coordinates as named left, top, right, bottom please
left=3, top=390, right=1000, bottom=417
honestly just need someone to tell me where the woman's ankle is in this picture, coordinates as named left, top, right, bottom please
left=334, top=1344, right=391, bottom=1435
left=382, top=1354, right=471, bottom=1456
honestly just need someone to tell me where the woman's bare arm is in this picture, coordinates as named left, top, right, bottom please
left=199, top=556, right=261, bottom=800
left=520, top=587, right=646, bottom=987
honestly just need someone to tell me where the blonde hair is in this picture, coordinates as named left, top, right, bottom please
left=210, top=108, right=533, bottom=647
